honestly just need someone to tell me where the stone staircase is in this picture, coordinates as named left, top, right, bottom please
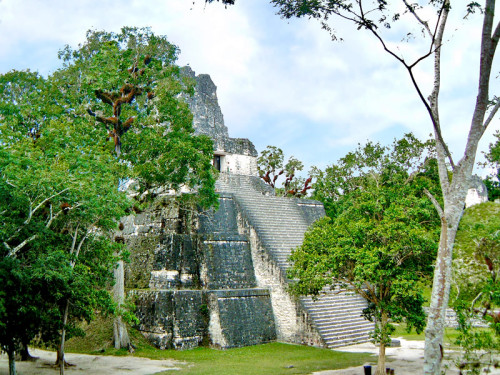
left=215, top=173, right=373, bottom=348
left=301, top=292, right=373, bottom=347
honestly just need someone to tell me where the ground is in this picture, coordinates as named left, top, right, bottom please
left=0, top=349, right=185, bottom=375
left=1, top=339, right=499, bottom=374
left=313, top=339, right=484, bottom=375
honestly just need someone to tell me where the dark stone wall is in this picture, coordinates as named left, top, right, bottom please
left=210, top=289, right=277, bottom=348
left=180, top=66, right=229, bottom=140
left=125, top=235, right=160, bottom=289
left=133, top=290, right=206, bottom=350
left=149, top=234, right=201, bottom=289
left=201, top=234, right=256, bottom=289
left=220, top=137, right=258, bottom=157
left=198, top=194, right=239, bottom=234
left=180, top=66, right=257, bottom=157
left=121, top=197, right=197, bottom=289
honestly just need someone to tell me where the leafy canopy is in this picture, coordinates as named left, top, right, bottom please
left=483, top=131, right=500, bottom=201
left=289, top=134, right=441, bottom=367
left=0, top=27, right=219, bottom=362
left=0, top=112, right=129, bottom=356
left=53, top=27, right=217, bottom=207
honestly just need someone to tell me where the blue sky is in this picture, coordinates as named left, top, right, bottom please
left=0, top=0, right=498, bottom=175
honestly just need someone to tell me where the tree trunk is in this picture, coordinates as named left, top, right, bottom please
left=57, top=299, right=70, bottom=375
left=377, top=342, right=386, bottom=375
left=376, top=312, right=388, bottom=375
left=113, top=315, right=131, bottom=349
left=7, top=346, right=16, bottom=375
left=424, top=160, right=474, bottom=374
left=421, top=0, right=495, bottom=367
left=17, top=341, right=36, bottom=361
left=112, top=259, right=131, bottom=349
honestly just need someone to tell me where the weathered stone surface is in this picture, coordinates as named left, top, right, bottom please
left=201, top=234, right=256, bottom=289
left=125, top=236, right=160, bottom=289
left=198, top=194, right=239, bottom=234
left=133, top=290, right=206, bottom=350
left=181, top=66, right=228, bottom=141
left=219, top=138, right=258, bottom=157
left=465, top=174, right=489, bottom=208
left=128, top=190, right=277, bottom=350
left=150, top=234, right=200, bottom=289
left=180, top=66, right=258, bottom=160
left=209, top=289, right=276, bottom=348
left=295, top=199, right=326, bottom=226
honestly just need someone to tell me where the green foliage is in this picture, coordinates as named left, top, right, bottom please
left=52, top=27, right=217, bottom=208
left=483, top=131, right=500, bottom=201
left=311, top=133, right=440, bottom=218
left=451, top=203, right=500, bottom=374
left=0, top=113, right=130, bottom=356
left=289, top=134, right=440, bottom=367
left=268, top=0, right=455, bottom=42
left=0, top=27, right=218, bottom=362
left=257, top=145, right=312, bottom=197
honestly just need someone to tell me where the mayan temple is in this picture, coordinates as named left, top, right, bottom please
left=120, top=67, right=374, bottom=350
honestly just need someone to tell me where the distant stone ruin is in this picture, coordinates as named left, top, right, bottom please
left=120, top=68, right=373, bottom=350
left=465, top=175, right=489, bottom=208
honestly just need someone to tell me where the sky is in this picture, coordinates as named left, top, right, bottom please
left=0, top=0, right=498, bottom=176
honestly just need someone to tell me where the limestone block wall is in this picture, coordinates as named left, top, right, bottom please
left=133, top=290, right=206, bottom=350
left=119, top=197, right=190, bottom=289
left=200, top=235, right=256, bottom=289
left=295, top=199, right=327, bottom=226
left=223, top=154, right=258, bottom=176
left=465, top=175, right=489, bottom=208
left=208, top=289, right=276, bottom=348
left=148, top=234, right=201, bottom=289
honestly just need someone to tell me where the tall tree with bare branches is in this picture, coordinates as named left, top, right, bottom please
left=207, top=0, right=499, bottom=373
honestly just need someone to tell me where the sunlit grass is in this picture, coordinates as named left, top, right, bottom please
left=392, top=323, right=460, bottom=345
left=64, top=317, right=373, bottom=375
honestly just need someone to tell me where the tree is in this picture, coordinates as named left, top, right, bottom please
left=208, top=1, right=500, bottom=372
left=451, top=203, right=500, bottom=374
left=257, top=145, right=312, bottom=197
left=289, top=135, right=441, bottom=375
left=50, top=27, right=218, bottom=352
left=53, top=27, right=217, bottom=206
left=0, top=114, right=130, bottom=374
left=0, top=28, right=219, bottom=373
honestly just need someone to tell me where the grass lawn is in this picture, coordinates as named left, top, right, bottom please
left=392, top=323, right=460, bottom=346
left=150, top=343, right=374, bottom=375
left=64, top=318, right=374, bottom=375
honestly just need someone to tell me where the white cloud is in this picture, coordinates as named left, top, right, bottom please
left=0, top=0, right=498, bottom=171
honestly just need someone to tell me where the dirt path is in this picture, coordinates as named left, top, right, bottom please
left=1, top=339, right=499, bottom=374
left=0, top=349, right=185, bottom=375
left=314, top=338, right=500, bottom=375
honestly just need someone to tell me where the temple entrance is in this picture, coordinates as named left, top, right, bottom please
left=213, top=155, right=221, bottom=171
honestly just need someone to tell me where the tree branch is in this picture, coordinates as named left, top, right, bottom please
left=87, top=108, right=112, bottom=131
left=402, top=0, right=433, bottom=38
left=69, top=224, right=80, bottom=256
left=73, top=232, right=88, bottom=266
left=29, top=188, right=70, bottom=225
left=357, top=0, right=454, bottom=169
left=483, top=98, right=500, bottom=130
left=7, top=234, right=38, bottom=258
left=424, top=188, right=444, bottom=219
